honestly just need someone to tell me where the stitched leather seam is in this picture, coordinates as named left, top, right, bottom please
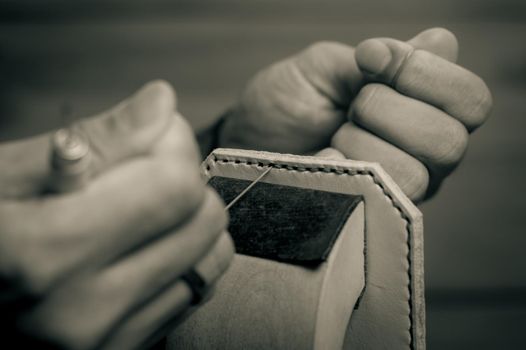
left=206, top=155, right=414, bottom=349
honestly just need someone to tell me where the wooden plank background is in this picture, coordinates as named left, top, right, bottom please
left=1, top=0, right=525, bottom=348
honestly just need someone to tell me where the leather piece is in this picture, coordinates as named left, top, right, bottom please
left=168, top=203, right=365, bottom=350
left=198, top=149, right=425, bottom=350
left=208, top=176, right=362, bottom=265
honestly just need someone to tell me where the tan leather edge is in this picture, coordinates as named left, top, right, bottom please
left=201, top=148, right=425, bottom=350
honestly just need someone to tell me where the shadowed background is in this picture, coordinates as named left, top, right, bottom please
left=1, top=0, right=525, bottom=348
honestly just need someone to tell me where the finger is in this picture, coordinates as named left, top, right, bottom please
left=97, top=189, right=229, bottom=311
left=315, top=147, right=346, bottom=160
left=0, top=80, right=177, bottom=198
left=351, top=84, right=468, bottom=175
left=17, top=192, right=229, bottom=350
left=294, top=41, right=364, bottom=107
left=406, top=27, right=458, bottom=62
left=193, top=232, right=235, bottom=287
left=62, top=80, right=176, bottom=184
left=291, top=28, right=458, bottom=110
left=331, top=123, right=429, bottom=202
left=99, top=232, right=234, bottom=350
left=354, top=37, right=492, bottom=131
left=0, top=148, right=204, bottom=294
left=0, top=134, right=54, bottom=198
left=101, top=281, right=192, bottom=350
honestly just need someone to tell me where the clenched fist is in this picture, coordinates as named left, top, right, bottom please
left=219, top=28, right=492, bottom=202
left=0, top=81, right=234, bottom=349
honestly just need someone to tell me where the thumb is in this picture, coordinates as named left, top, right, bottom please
left=49, top=79, right=178, bottom=192
left=293, top=41, right=365, bottom=107
left=354, top=27, right=458, bottom=84
left=407, top=27, right=458, bottom=62
left=0, top=80, right=177, bottom=197
left=74, top=79, right=176, bottom=172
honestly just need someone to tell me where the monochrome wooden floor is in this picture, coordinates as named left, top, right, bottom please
left=1, top=0, right=525, bottom=348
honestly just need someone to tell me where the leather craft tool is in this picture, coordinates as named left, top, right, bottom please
left=48, top=127, right=91, bottom=193
left=47, top=125, right=210, bottom=307
left=224, top=166, right=272, bottom=211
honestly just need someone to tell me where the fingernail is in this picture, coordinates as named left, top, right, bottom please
left=355, top=39, right=392, bottom=75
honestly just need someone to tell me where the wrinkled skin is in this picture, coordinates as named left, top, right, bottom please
left=0, top=81, right=233, bottom=350
left=0, top=27, right=493, bottom=350
left=220, top=28, right=492, bottom=202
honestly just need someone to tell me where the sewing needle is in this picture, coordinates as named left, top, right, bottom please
left=225, top=166, right=272, bottom=211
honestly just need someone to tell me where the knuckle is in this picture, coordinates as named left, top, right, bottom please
left=212, top=233, right=235, bottom=275
left=165, top=161, right=205, bottom=215
left=200, top=188, right=228, bottom=234
left=466, top=78, right=493, bottom=129
left=194, top=233, right=234, bottom=287
left=174, top=117, right=201, bottom=158
left=403, top=159, right=430, bottom=202
left=432, top=119, right=469, bottom=167
left=142, top=158, right=206, bottom=228
left=330, top=123, right=353, bottom=151
left=204, top=188, right=228, bottom=230
left=351, top=84, right=383, bottom=122
left=154, top=115, right=201, bottom=161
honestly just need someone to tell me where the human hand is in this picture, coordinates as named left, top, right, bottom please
left=219, top=28, right=492, bottom=202
left=0, top=81, right=234, bottom=349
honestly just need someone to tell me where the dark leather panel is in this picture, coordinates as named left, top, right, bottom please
left=208, top=176, right=362, bottom=265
